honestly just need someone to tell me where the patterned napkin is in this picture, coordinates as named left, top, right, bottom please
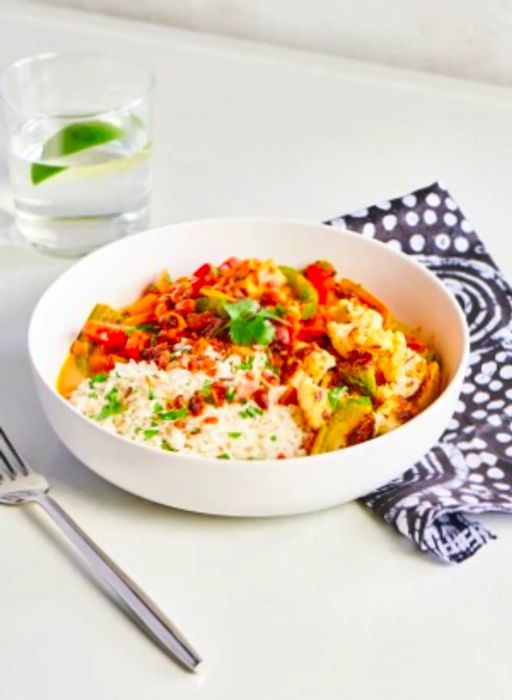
left=326, top=182, right=512, bottom=563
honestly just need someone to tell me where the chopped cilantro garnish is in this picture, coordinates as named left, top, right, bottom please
left=148, top=388, right=155, bottom=400
left=88, top=391, right=98, bottom=399
left=328, top=386, right=349, bottom=410
left=161, top=439, right=177, bottom=452
left=217, top=453, right=231, bottom=460
left=229, top=432, right=242, bottom=439
left=274, top=304, right=286, bottom=318
left=239, top=405, right=264, bottom=419
left=225, top=386, right=236, bottom=402
left=143, top=429, right=159, bottom=440
left=224, top=299, right=276, bottom=346
left=238, top=355, right=254, bottom=371
left=158, top=407, right=188, bottom=421
left=153, top=402, right=164, bottom=414
left=97, top=387, right=123, bottom=420
left=270, top=435, right=277, bottom=442
left=89, top=372, right=108, bottom=387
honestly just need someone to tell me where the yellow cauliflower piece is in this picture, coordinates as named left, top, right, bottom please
left=374, top=396, right=417, bottom=436
left=327, top=297, right=410, bottom=383
left=291, top=369, right=331, bottom=430
left=302, top=348, right=336, bottom=383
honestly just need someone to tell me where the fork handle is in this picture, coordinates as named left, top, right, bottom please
left=33, top=493, right=202, bottom=672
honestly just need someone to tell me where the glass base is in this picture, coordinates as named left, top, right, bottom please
left=14, top=205, right=149, bottom=257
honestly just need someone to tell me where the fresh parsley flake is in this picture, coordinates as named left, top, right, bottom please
left=274, top=304, right=286, bottom=318
left=270, top=435, right=277, bottom=442
left=217, top=453, right=231, bottom=460
left=238, top=355, right=254, bottom=371
left=88, top=391, right=98, bottom=399
left=225, top=386, right=236, bottom=402
left=153, top=402, right=164, bottom=414
left=229, top=432, right=242, bottom=439
left=239, top=405, right=264, bottom=419
left=161, top=439, right=177, bottom=452
left=97, top=387, right=123, bottom=420
left=157, top=407, right=188, bottom=421
left=148, top=388, right=155, bottom=400
left=143, top=429, right=159, bottom=440
left=89, top=372, right=108, bottom=387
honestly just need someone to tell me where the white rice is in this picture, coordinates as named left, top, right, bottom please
left=70, top=348, right=306, bottom=460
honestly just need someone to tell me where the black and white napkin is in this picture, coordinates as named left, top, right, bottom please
left=326, top=182, right=512, bottom=563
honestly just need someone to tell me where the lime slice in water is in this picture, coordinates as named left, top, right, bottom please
left=31, top=120, right=125, bottom=185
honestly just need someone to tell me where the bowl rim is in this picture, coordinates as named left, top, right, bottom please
left=28, top=216, right=470, bottom=467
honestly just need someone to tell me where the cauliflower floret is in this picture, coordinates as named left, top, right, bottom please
left=326, top=301, right=385, bottom=357
left=256, top=260, right=287, bottom=288
left=375, top=348, right=427, bottom=402
left=327, top=298, right=410, bottom=383
left=393, top=349, right=427, bottom=398
left=291, top=369, right=331, bottom=430
left=302, top=348, right=336, bottom=383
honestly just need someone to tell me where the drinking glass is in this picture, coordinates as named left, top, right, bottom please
left=0, top=52, right=154, bottom=256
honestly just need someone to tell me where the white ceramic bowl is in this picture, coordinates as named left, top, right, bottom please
left=29, top=218, right=469, bottom=516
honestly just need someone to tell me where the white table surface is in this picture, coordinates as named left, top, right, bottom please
left=1, top=3, right=512, bottom=699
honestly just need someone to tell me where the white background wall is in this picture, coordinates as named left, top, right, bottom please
left=21, top=0, right=512, bottom=87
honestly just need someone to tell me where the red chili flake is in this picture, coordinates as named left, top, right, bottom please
left=260, top=290, right=280, bottom=305
left=277, top=453, right=286, bottom=460
left=211, top=382, right=227, bottom=405
left=204, top=416, right=219, bottom=424
left=375, top=369, right=386, bottom=385
left=174, top=419, right=186, bottom=429
left=346, top=350, right=373, bottom=366
left=253, top=388, right=269, bottom=410
left=279, top=387, right=298, bottom=406
left=189, top=393, right=206, bottom=416
left=173, top=395, right=186, bottom=408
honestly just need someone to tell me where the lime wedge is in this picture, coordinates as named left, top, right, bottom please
left=31, top=120, right=125, bottom=186
left=31, top=163, right=68, bottom=185
left=41, top=120, right=124, bottom=159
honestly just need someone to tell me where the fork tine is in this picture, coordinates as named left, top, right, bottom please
left=0, top=448, right=16, bottom=480
left=0, top=428, right=29, bottom=476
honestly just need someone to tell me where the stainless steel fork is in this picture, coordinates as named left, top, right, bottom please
left=0, top=427, right=202, bottom=672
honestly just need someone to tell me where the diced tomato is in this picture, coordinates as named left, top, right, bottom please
left=305, top=262, right=335, bottom=304
left=124, top=331, right=150, bottom=361
left=407, top=337, right=427, bottom=354
left=193, top=263, right=211, bottom=278
left=279, top=387, right=298, bottom=406
left=83, top=323, right=127, bottom=353
left=297, top=324, right=325, bottom=342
